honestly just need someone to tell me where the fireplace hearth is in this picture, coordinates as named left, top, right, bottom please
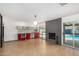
left=48, top=33, right=59, bottom=44
left=49, top=33, right=55, bottom=40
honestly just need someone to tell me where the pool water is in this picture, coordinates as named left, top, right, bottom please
left=65, top=34, right=79, bottom=47
left=65, top=35, right=79, bottom=40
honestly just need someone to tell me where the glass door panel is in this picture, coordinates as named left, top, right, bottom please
left=39, top=28, right=46, bottom=39
left=64, top=23, right=73, bottom=47
left=74, top=24, right=79, bottom=48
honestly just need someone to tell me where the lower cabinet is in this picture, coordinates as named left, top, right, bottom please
left=18, top=32, right=40, bottom=41
left=26, top=33, right=30, bottom=40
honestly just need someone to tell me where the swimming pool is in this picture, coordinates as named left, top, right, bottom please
left=65, top=34, right=79, bottom=40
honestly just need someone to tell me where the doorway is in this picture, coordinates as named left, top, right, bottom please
left=39, top=28, right=46, bottom=40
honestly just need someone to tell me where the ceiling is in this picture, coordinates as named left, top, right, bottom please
left=0, top=3, right=79, bottom=25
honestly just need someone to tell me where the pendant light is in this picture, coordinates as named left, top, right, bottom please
left=33, top=15, right=38, bottom=26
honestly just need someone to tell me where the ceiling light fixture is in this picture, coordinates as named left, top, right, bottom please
left=33, top=15, right=38, bottom=26
left=33, top=21, right=38, bottom=25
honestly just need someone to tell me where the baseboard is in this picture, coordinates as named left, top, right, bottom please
left=4, top=40, right=18, bottom=43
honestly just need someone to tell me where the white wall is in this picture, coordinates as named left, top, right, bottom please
left=38, top=22, right=46, bottom=28
left=3, top=16, right=17, bottom=41
left=3, top=16, right=33, bottom=41
left=62, top=13, right=79, bottom=23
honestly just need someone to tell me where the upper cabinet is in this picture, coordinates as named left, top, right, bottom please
left=16, top=26, right=39, bottom=33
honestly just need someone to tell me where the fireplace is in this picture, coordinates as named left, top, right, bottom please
left=49, top=33, right=56, bottom=40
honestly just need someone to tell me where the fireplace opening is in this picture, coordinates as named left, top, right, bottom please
left=49, top=33, right=55, bottom=40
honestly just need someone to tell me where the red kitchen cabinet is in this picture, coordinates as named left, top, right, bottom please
left=34, top=32, right=40, bottom=39
left=18, top=34, right=25, bottom=41
left=18, top=34, right=22, bottom=40
left=26, top=33, right=30, bottom=40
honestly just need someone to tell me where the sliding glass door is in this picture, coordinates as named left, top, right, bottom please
left=74, top=24, right=79, bottom=48
left=64, top=22, right=79, bottom=48
left=64, top=23, right=73, bottom=47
